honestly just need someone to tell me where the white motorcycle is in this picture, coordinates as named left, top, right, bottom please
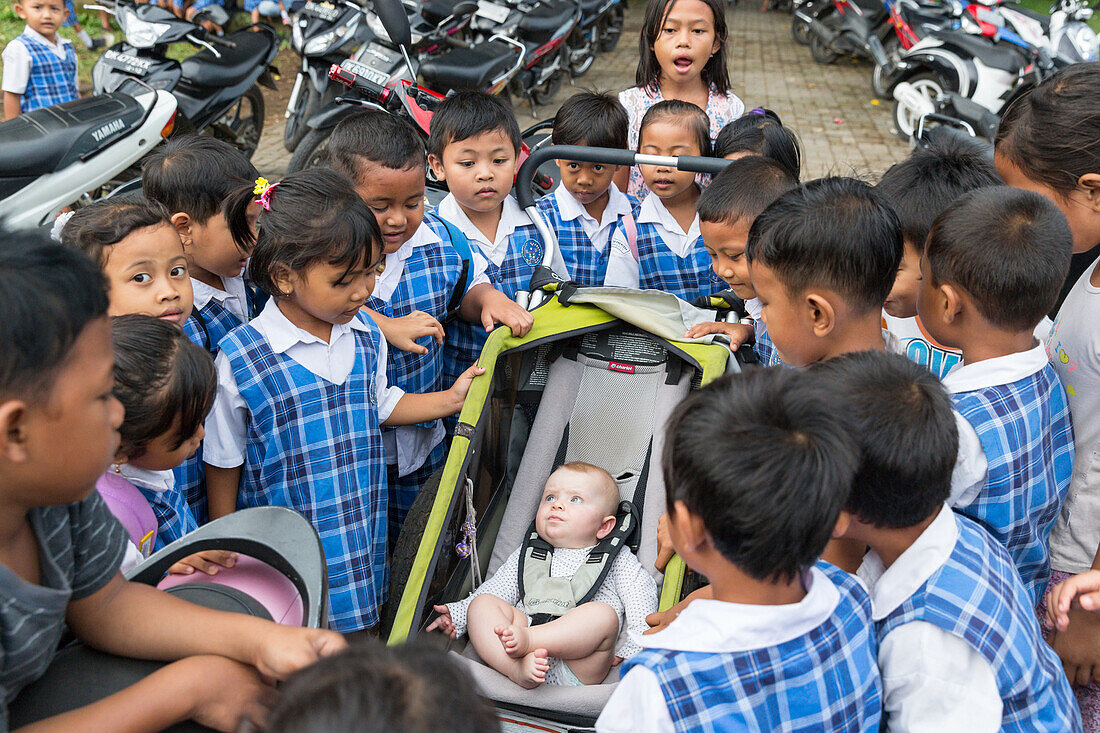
left=0, top=80, right=176, bottom=230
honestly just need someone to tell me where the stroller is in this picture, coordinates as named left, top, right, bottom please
left=384, top=146, right=741, bottom=731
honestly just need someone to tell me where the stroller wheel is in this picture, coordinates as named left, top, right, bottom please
left=381, top=466, right=446, bottom=637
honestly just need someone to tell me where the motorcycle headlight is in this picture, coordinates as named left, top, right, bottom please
left=303, top=27, right=341, bottom=54
left=1067, top=24, right=1099, bottom=61
left=118, top=10, right=169, bottom=48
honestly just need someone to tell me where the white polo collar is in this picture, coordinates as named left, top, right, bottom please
left=192, top=275, right=247, bottom=319
left=941, top=342, right=1049, bottom=394
left=22, top=25, right=71, bottom=49
left=118, top=464, right=175, bottom=495
left=252, top=298, right=367, bottom=352
left=437, top=194, right=529, bottom=265
left=554, top=184, right=633, bottom=226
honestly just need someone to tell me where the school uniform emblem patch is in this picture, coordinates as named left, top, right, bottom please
left=521, top=239, right=544, bottom=266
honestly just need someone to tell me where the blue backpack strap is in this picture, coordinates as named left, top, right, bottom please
left=441, top=219, right=474, bottom=322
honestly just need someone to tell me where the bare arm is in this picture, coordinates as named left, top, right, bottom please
left=4, top=92, right=22, bottom=121
left=204, top=464, right=241, bottom=520
left=382, top=364, right=483, bottom=426
left=459, top=283, right=534, bottom=338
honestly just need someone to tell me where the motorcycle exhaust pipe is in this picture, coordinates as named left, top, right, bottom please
left=893, top=81, right=937, bottom=118
left=794, top=9, right=839, bottom=44
left=867, top=36, right=890, bottom=68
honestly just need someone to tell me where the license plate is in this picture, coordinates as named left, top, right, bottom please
left=102, top=48, right=152, bottom=76
left=302, top=1, right=339, bottom=21
left=341, top=59, right=391, bottom=87
left=475, top=0, right=510, bottom=23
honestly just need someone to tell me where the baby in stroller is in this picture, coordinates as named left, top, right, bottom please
left=428, top=463, right=658, bottom=688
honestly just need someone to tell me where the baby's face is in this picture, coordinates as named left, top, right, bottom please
left=535, top=469, right=617, bottom=550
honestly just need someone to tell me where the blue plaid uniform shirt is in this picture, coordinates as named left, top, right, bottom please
left=179, top=298, right=248, bottom=526
left=754, top=319, right=783, bottom=367
left=220, top=315, right=388, bottom=632
left=879, top=512, right=1081, bottom=731
left=135, top=484, right=199, bottom=551
left=949, top=359, right=1074, bottom=604
left=535, top=188, right=639, bottom=287
left=621, top=562, right=882, bottom=732
left=14, top=31, right=77, bottom=113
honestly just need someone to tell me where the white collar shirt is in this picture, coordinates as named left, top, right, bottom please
left=636, top=193, right=701, bottom=258
left=554, top=184, right=634, bottom=253
left=118, top=464, right=175, bottom=495
left=372, top=219, right=490, bottom=304
left=192, top=274, right=249, bottom=321
left=436, top=194, right=530, bottom=267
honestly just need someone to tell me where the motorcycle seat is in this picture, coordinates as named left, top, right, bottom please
left=0, top=93, right=146, bottom=178
left=945, top=30, right=1028, bottom=72
left=519, top=0, right=578, bottom=42
left=419, top=40, right=517, bottom=90
left=579, top=0, right=604, bottom=16
left=180, top=28, right=276, bottom=88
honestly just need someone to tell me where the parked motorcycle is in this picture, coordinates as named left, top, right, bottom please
left=89, top=2, right=279, bottom=159
left=0, top=80, right=178, bottom=229
left=798, top=0, right=892, bottom=67
left=873, top=0, right=967, bottom=95
left=568, top=0, right=625, bottom=75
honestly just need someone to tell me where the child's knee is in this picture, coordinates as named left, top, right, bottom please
left=468, top=593, right=508, bottom=619
left=583, top=602, right=621, bottom=636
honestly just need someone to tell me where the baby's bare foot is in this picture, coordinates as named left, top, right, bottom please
left=507, top=648, right=550, bottom=689
left=494, top=623, right=533, bottom=659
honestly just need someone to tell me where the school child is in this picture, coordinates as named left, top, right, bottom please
left=744, top=176, right=905, bottom=367
left=618, top=0, right=744, bottom=197
left=605, top=100, right=722, bottom=303
left=245, top=0, right=290, bottom=25
left=684, top=155, right=798, bottom=369
left=61, top=194, right=194, bottom=326
left=874, top=133, right=1004, bottom=379
left=323, top=109, right=529, bottom=542
left=61, top=0, right=112, bottom=50
left=0, top=228, right=346, bottom=729
left=265, top=640, right=501, bottom=732
left=598, top=368, right=882, bottom=733
left=428, top=91, right=540, bottom=389
left=142, top=134, right=260, bottom=525
left=713, top=108, right=802, bottom=180
left=534, top=92, right=638, bottom=287
left=917, top=186, right=1074, bottom=607
left=815, top=350, right=1081, bottom=731
left=202, top=169, right=484, bottom=633
left=2, top=0, right=78, bottom=119
left=995, top=65, right=1100, bottom=725
left=428, top=463, right=657, bottom=688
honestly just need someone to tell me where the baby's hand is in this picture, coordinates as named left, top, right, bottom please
left=655, top=512, right=674, bottom=573
left=384, top=311, right=445, bottom=355
left=427, top=604, right=457, bottom=638
left=168, top=550, right=238, bottom=576
left=684, top=321, right=754, bottom=351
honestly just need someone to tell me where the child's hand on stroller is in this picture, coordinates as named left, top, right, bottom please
left=448, top=364, right=487, bottom=408
left=655, top=512, right=674, bottom=572
left=250, top=625, right=347, bottom=681
left=644, top=586, right=714, bottom=635
left=1046, top=569, right=1100, bottom=631
left=168, top=550, right=239, bottom=576
left=480, top=291, right=535, bottom=337
left=427, top=604, right=457, bottom=638
left=380, top=311, right=445, bottom=354
left=684, top=321, right=754, bottom=351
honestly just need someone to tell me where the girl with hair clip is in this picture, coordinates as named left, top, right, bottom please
left=618, top=0, right=744, bottom=196
left=202, top=169, right=484, bottom=634
left=714, top=108, right=802, bottom=181
left=997, top=63, right=1100, bottom=730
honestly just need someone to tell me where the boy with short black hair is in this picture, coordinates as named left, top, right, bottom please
left=918, top=186, right=1075, bottom=605
left=815, top=350, right=1080, bottom=731
left=535, top=91, right=637, bottom=287
left=323, top=109, right=532, bottom=540
left=684, top=155, right=798, bottom=367
left=0, top=228, right=345, bottom=729
left=874, top=134, right=1004, bottom=378
left=745, top=176, right=904, bottom=367
left=429, top=91, right=554, bottom=389
left=142, top=134, right=259, bottom=526
left=598, top=368, right=882, bottom=733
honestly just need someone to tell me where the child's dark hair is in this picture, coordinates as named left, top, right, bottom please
left=636, top=0, right=729, bottom=95
left=264, top=640, right=500, bottom=733
left=552, top=91, right=629, bottom=149
left=662, top=368, right=858, bottom=583
left=110, top=315, right=216, bottom=459
left=811, top=351, right=958, bottom=529
left=427, top=91, right=521, bottom=158
left=142, top=134, right=259, bottom=223
left=60, top=194, right=173, bottom=268
left=926, top=186, right=1072, bottom=331
left=995, top=63, right=1100, bottom=196
left=0, top=228, right=108, bottom=402
left=713, top=111, right=802, bottom=181
left=697, top=156, right=798, bottom=226
left=225, top=168, right=382, bottom=298
left=323, top=109, right=426, bottom=177
left=875, top=132, right=999, bottom=252
left=638, top=100, right=711, bottom=156
left=747, top=177, right=903, bottom=313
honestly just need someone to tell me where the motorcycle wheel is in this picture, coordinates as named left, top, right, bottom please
left=286, top=126, right=332, bottom=174
left=213, top=85, right=265, bottom=160
left=599, top=4, right=624, bottom=52
left=872, top=35, right=900, bottom=98
left=810, top=31, right=840, bottom=64
left=283, top=85, right=323, bottom=153
left=892, top=72, right=945, bottom=140
left=530, top=49, right=567, bottom=107
left=569, top=28, right=596, bottom=77
left=791, top=14, right=812, bottom=45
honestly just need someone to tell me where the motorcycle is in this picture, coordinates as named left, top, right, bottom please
left=796, top=0, right=893, bottom=69
left=567, top=0, right=625, bottom=76
left=791, top=0, right=835, bottom=45
left=0, top=80, right=178, bottom=229
left=89, top=2, right=279, bottom=159
left=873, top=0, right=969, bottom=95
left=998, top=0, right=1098, bottom=62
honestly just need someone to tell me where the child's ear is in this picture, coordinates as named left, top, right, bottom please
left=1079, top=173, right=1100, bottom=212
left=668, top=500, right=707, bottom=554
left=272, top=265, right=294, bottom=297
left=170, top=212, right=194, bottom=247
left=595, top=514, right=617, bottom=540
left=428, top=154, right=446, bottom=182
left=0, top=400, right=30, bottom=463
left=939, top=282, right=963, bottom=324
left=804, top=291, right=836, bottom=338
left=831, top=510, right=852, bottom=540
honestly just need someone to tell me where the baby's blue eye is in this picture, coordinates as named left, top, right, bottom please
left=570, top=496, right=582, bottom=503
left=545, top=494, right=556, bottom=502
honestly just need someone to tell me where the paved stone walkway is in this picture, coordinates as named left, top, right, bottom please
left=252, top=2, right=907, bottom=179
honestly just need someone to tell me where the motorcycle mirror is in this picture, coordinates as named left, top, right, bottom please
left=451, top=1, right=479, bottom=16
left=374, top=0, right=412, bottom=48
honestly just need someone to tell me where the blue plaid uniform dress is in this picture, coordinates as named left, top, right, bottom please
left=179, top=299, right=248, bottom=526
left=879, top=513, right=1081, bottom=731
left=220, top=316, right=388, bottom=632
left=535, top=192, right=638, bottom=287
left=952, top=364, right=1075, bottom=604
left=367, top=215, right=465, bottom=538
left=621, top=562, right=882, bottom=732
left=135, top=484, right=199, bottom=551
left=628, top=213, right=723, bottom=303
left=753, top=319, right=782, bottom=367
left=440, top=220, right=542, bottom=390
left=15, top=32, right=78, bottom=113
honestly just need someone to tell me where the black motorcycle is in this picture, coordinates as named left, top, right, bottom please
left=797, top=0, right=892, bottom=68
left=90, top=2, right=278, bottom=158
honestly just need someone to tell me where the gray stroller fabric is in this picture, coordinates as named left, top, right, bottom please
left=453, top=339, right=692, bottom=718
